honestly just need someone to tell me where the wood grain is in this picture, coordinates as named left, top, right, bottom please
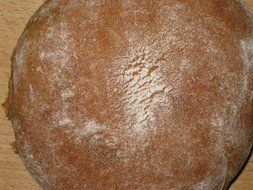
left=0, top=1, right=252, bottom=189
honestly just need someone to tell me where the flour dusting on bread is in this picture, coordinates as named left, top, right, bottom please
left=8, top=0, right=253, bottom=189
left=120, top=45, right=170, bottom=137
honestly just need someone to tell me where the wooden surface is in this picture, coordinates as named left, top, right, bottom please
left=0, top=1, right=253, bottom=189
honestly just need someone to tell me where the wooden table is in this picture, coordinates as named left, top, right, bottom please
left=0, top=1, right=253, bottom=189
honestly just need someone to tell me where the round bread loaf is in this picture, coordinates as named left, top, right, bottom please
left=7, top=0, right=253, bottom=189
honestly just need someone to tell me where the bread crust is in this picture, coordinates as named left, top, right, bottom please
left=8, top=0, right=253, bottom=189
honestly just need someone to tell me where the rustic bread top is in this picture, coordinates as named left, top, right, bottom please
left=7, top=0, right=253, bottom=189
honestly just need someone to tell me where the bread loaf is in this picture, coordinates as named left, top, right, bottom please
left=7, top=0, right=253, bottom=189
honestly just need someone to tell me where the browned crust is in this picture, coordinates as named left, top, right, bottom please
left=8, top=0, right=253, bottom=189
